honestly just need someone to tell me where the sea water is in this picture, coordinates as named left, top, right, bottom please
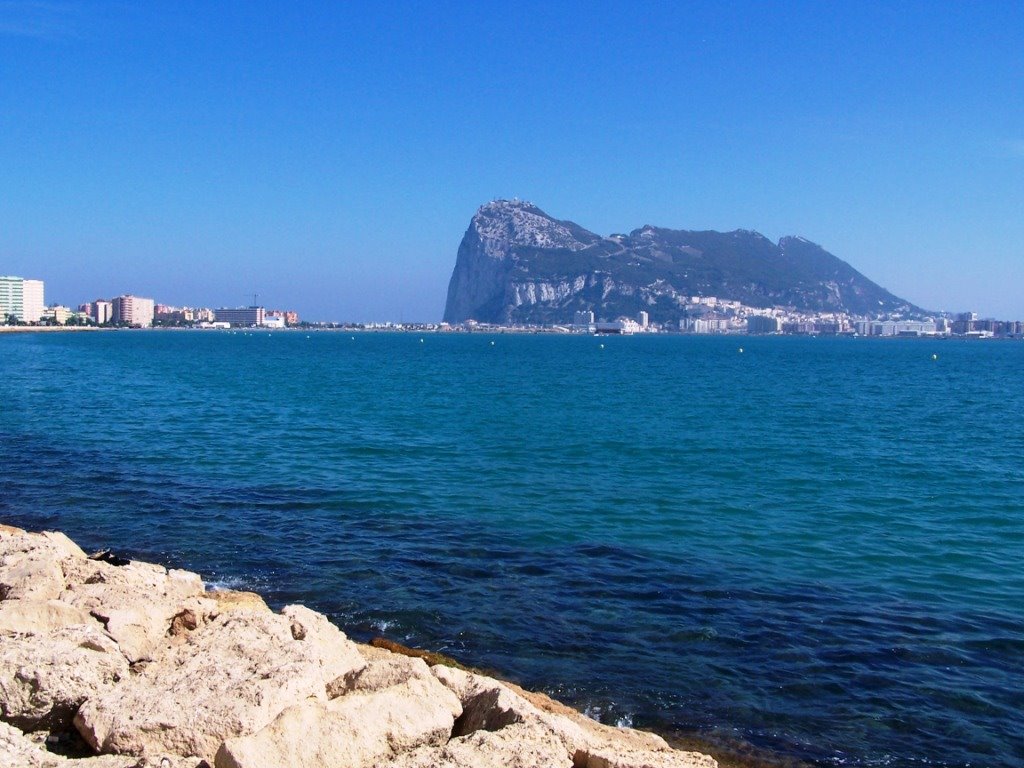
left=1, top=331, right=1021, bottom=767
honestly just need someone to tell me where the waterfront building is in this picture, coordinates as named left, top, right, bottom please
left=214, top=306, right=265, bottom=327
left=594, top=318, right=640, bottom=335
left=92, top=300, right=113, bottom=325
left=22, top=279, right=44, bottom=323
left=154, top=305, right=195, bottom=325
left=265, top=309, right=298, bottom=327
left=893, top=321, right=937, bottom=336
left=112, top=295, right=155, bottom=327
left=41, top=305, right=73, bottom=325
left=573, top=309, right=595, bottom=325
left=747, top=315, right=782, bottom=334
left=0, top=276, right=23, bottom=322
left=637, top=311, right=649, bottom=329
left=782, top=321, right=817, bottom=335
left=680, top=317, right=728, bottom=334
left=0, top=275, right=45, bottom=323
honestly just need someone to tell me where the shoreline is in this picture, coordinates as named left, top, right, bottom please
left=1, top=522, right=726, bottom=768
left=1, top=323, right=1020, bottom=342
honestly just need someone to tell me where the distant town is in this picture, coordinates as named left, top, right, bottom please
left=0, top=275, right=300, bottom=330
left=1, top=274, right=1021, bottom=338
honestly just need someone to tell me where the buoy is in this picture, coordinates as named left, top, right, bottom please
left=600, top=343, right=605, bottom=349
left=490, top=341, right=495, bottom=346
left=420, top=338, right=424, bottom=343
left=738, top=347, right=744, bottom=354
left=932, top=353, right=938, bottom=360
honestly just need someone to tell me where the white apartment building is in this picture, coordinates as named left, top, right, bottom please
left=22, top=279, right=44, bottom=323
left=0, top=275, right=45, bottom=323
left=93, top=300, right=113, bottom=324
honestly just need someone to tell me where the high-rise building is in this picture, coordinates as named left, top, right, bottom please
left=0, top=276, right=23, bottom=322
left=747, top=315, right=782, bottom=334
left=22, top=280, right=44, bottom=323
left=112, top=295, right=155, bottom=327
left=0, top=275, right=45, bottom=323
left=572, top=310, right=595, bottom=328
left=93, top=300, right=113, bottom=325
left=637, top=310, right=649, bottom=329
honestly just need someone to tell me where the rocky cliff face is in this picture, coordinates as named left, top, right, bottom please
left=443, top=200, right=923, bottom=324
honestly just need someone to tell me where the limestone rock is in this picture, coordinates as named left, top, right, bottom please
left=0, top=528, right=86, bottom=564
left=329, top=651, right=439, bottom=698
left=0, top=624, right=128, bottom=731
left=0, top=720, right=53, bottom=768
left=443, top=199, right=923, bottom=326
left=390, top=720, right=573, bottom=768
left=581, top=748, right=719, bottom=768
left=431, top=667, right=714, bottom=768
left=206, top=590, right=269, bottom=614
left=0, top=529, right=84, bottom=602
left=0, top=722, right=207, bottom=768
left=75, top=605, right=366, bottom=764
left=0, top=556, right=65, bottom=602
left=0, top=600, right=94, bottom=635
left=59, top=559, right=206, bottom=662
left=215, top=658, right=461, bottom=768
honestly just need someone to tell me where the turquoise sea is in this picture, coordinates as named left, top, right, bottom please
left=1, top=330, right=1022, bottom=767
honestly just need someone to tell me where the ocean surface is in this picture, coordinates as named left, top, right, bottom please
left=1, top=330, right=1022, bottom=768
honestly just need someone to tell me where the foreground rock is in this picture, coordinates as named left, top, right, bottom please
left=0, top=721, right=204, bottom=768
left=0, top=623, right=128, bottom=731
left=0, top=525, right=716, bottom=768
left=75, top=605, right=366, bottom=763
left=217, top=654, right=461, bottom=768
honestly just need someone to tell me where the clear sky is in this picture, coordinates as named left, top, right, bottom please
left=1, top=1, right=1022, bottom=321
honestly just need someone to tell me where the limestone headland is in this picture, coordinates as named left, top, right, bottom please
left=0, top=523, right=717, bottom=768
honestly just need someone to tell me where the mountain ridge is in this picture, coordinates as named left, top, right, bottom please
left=443, top=200, right=925, bottom=325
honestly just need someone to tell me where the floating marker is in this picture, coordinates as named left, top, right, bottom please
left=932, top=354, right=938, bottom=360
left=600, top=343, right=605, bottom=349
left=738, top=347, right=744, bottom=354
left=420, top=338, right=424, bottom=343
left=490, top=341, right=495, bottom=346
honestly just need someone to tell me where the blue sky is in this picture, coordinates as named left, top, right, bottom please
left=1, top=1, right=1022, bottom=321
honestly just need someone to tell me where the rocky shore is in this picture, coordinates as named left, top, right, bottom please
left=0, top=524, right=716, bottom=768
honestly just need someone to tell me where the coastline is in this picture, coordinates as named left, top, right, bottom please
left=2, top=323, right=1020, bottom=341
left=0, top=522, right=722, bottom=768
left=0, top=326, right=105, bottom=334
